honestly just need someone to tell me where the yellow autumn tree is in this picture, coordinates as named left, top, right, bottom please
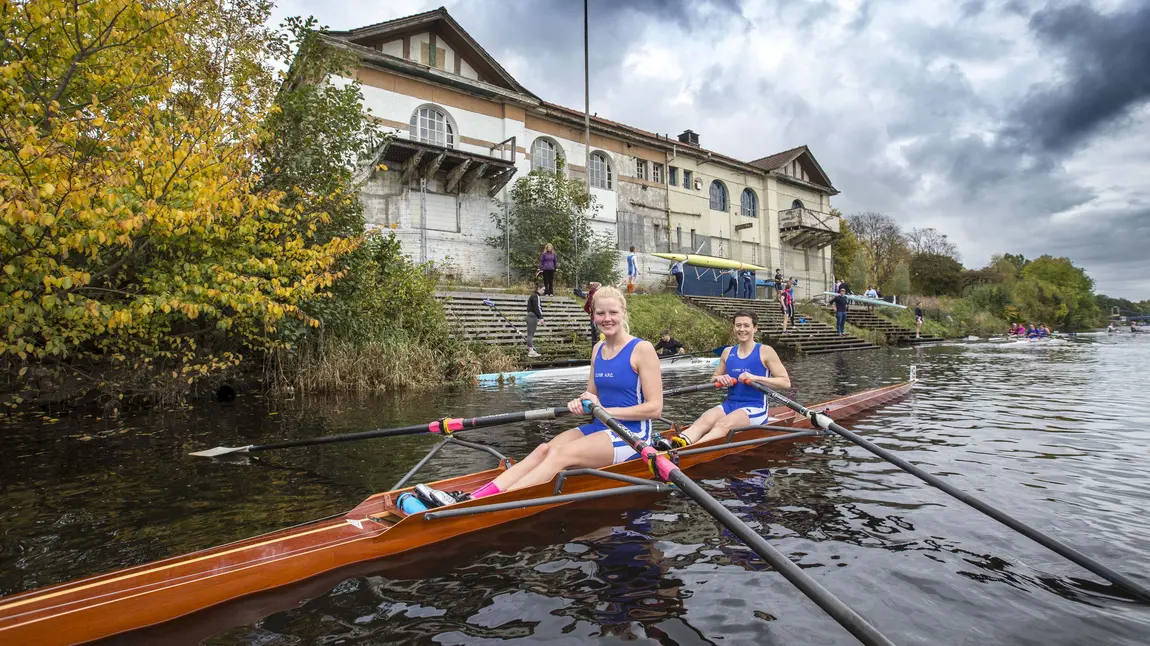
left=0, top=0, right=361, bottom=403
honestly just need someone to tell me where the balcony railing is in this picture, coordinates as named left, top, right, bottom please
left=778, top=208, right=840, bottom=249
left=778, top=208, right=840, bottom=234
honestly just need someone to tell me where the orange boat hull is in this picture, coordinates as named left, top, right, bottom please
left=0, top=382, right=912, bottom=645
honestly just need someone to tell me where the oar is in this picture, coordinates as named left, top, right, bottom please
left=748, top=382, right=1150, bottom=602
left=482, top=298, right=531, bottom=343
left=582, top=401, right=895, bottom=646
left=189, top=382, right=726, bottom=458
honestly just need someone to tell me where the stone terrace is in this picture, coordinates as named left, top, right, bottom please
left=685, top=295, right=879, bottom=355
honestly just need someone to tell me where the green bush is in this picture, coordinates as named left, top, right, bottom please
left=627, top=294, right=731, bottom=353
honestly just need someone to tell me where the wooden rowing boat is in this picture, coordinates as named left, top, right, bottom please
left=0, top=381, right=912, bottom=645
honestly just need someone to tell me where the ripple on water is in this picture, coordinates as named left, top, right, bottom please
left=3, top=338, right=1150, bottom=644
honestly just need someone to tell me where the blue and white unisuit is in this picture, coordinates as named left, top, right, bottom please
left=721, top=343, right=771, bottom=425
left=578, top=337, right=651, bottom=463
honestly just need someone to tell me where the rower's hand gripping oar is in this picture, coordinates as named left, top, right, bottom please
left=581, top=400, right=897, bottom=646
left=747, top=382, right=1150, bottom=603
left=188, top=382, right=727, bottom=459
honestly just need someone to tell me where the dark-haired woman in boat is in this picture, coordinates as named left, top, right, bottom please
left=469, top=285, right=663, bottom=498
left=670, top=310, right=790, bottom=447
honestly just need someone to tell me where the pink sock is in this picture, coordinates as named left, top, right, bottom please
left=471, top=481, right=502, bottom=499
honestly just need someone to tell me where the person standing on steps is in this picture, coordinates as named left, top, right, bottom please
left=537, top=243, right=558, bottom=296
left=626, top=246, right=639, bottom=295
left=741, top=269, right=754, bottom=299
left=670, top=259, right=685, bottom=295
left=719, top=269, right=738, bottom=298
left=915, top=304, right=924, bottom=339
left=526, top=283, right=545, bottom=357
left=830, top=286, right=850, bottom=336
left=582, top=281, right=602, bottom=345
left=779, top=279, right=794, bottom=333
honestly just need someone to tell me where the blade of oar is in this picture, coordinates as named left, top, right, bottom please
left=189, top=381, right=726, bottom=459
left=748, top=382, right=1150, bottom=603
left=582, top=401, right=896, bottom=646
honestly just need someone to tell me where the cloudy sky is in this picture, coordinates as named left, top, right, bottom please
left=271, top=0, right=1150, bottom=299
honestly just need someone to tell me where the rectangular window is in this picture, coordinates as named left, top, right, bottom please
left=668, top=166, right=678, bottom=186
left=421, top=43, right=446, bottom=69
left=690, top=228, right=696, bottom=250
left=676, top=226, right=682, bottom=249
left=683, top=170, right=693, bottom=189
left=635, top=159, right=647, bottom=180
left=652, top=163, right=664, bottom=184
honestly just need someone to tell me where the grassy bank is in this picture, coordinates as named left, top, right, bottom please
left=628, top=294, right=731, bottom=352
left=881, top=296, right=1007, bottom=338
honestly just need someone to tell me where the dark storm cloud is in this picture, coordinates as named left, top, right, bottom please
left=1006, top=1, right=1150, bottom=152
left=282, top=0, right=1150, bottom=296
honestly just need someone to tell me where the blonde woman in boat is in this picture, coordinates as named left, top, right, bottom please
left=670, top=310, right=790, bottom=447
left=469, top=285, right=663, bottom=497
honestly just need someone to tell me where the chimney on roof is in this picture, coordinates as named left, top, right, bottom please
left=677, top=129, right=699, bottom=146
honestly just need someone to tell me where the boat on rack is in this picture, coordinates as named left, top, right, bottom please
left=651, top=252, right=768, bottom=272
left=0, top=381, right=912, bottom=646
left=477, top=352, right=718, bottom=384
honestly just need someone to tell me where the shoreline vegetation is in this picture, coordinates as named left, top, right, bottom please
left=2, top=4, right=1141, bottom=414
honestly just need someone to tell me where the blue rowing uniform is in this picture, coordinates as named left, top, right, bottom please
left=579, top=337, right=651, bottom=463
left=627, top=253, right=638, bottom=277
left=721, top=343, right=771, bottom=425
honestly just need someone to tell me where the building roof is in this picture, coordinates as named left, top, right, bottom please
left=324, top=6, right=534, bottom=97
left=328, top=8, right=837, bottom=195
left=750, top=145, right=838, bottom=193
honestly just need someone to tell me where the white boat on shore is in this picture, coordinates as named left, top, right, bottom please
left=478, top=353, right=719, bottom=384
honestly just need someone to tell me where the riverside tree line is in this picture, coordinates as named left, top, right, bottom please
left=0, top=0, right=513, bottom=410
left=831, top=212, right=1136, bottom=336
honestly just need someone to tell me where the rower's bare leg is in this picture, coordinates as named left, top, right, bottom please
left=505, top=431, right=615, bottom=492
left=695, top=409, right=753, bottom=445
left=486, top=428, right=584, bottom=491
left=677, top=405, right=726, bottom=445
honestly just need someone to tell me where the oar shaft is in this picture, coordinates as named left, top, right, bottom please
left=752, top=384, right=1150, bottom=602
left=248, top=407, right=571, bottom=453
left=230, top=382, right=724, bottom=455
left=584, top=401, right=896, bottom=646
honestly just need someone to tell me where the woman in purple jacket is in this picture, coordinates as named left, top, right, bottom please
left=537, top=243, right=558, bottom=295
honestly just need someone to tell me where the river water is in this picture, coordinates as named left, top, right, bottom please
left=2, top=334, right=1149, bottom=645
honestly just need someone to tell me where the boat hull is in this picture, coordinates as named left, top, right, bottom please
left=0, top=382, right=912, bottom=645
left=477, top=354, right=719, bottom=384
left=651, top=252, right=768, bottom=272
left=820, top=291, right=908, bottom=309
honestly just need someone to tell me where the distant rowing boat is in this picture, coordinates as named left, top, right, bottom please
left=821, top=291, right=907, bottom=309
left=651, top=252, right=768, bottom=272
left=478, top=353, right=718, bottom=384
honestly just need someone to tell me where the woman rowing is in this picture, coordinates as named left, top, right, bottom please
left=468, top=285, right=663, bottom=498
left=668, top=311, right=790, bottom=448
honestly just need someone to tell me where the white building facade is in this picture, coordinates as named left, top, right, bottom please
left=322, top=8, right=842, bottom=293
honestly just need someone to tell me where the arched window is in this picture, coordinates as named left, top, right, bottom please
left=531, top=138, right=562, bottom=173
left=791, top=199, right=805, bottom=210
left=589, top=151, right=612, bottom=189
left=740, top=188, right=758, bottom=218
left=709, top=180, right=728, bottom=211
left=408, top=105, right=455, bottom=148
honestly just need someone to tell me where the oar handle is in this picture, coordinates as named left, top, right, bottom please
left=582, top=400, right=896, bottom=646
left=747, top=382, right=1150, bottom=602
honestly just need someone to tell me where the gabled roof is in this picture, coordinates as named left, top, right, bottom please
left=324, top=7, right=533, bottom=97
left=749, top=145, right=837, bottom=193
